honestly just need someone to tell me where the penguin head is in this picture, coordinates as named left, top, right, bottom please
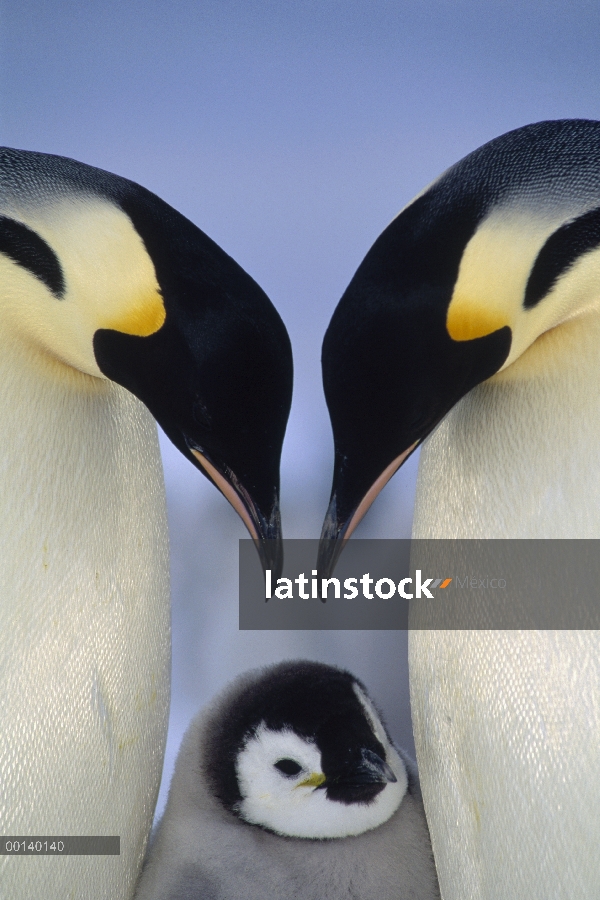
left=0, top=149, right=293, bottom=574
left=319, top=119, right=600, bottom=572
left=202, top=660, right=407, bottom=839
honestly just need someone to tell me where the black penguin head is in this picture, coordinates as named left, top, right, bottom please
left=202, top=660, right=407, bottom=839
left=0, top=148, right=293, bottom=575
left=319, top=119, right=600, bottom=574
left=93, top=184, right=293, bottom=575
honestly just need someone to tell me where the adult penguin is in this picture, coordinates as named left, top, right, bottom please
left=318, top=119, right=600, bottom=899
left=0, top=148, right=292, bottom=900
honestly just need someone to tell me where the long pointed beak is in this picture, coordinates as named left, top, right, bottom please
left=317, top=444, right=417, bottom=578
left=190, top=447, right=284, bottom=578
left=317, top=492, right=348, bottom=580
left=251, top=506, right=284, bottom=581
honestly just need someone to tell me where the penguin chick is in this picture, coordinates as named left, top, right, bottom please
left=135, top=661, right=440, bottom=900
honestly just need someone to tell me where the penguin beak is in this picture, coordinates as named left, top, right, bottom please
left=317, top=444, right=417, bottom=578
left=189, top=447, right=284, bottom=578
left=318, top=299, right=512, bottom=578
left=296, top=772, right=327, bottom=789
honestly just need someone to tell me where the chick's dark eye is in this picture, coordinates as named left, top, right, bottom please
left=274, top=758, right=303, bottom=777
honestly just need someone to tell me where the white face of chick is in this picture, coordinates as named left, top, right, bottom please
left=234, top=686, right=408, bottom=839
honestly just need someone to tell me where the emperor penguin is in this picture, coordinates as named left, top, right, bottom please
left=134, top=660, right=440, bottom=900
left=318, top=119, right=600, bottom=898
left=0, top=148, right=292, bottom=900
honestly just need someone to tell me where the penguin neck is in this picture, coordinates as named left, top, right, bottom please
left=413, top=311, right=600, bottom=538
left=0, top=334, right=119, bottom=554
left=0, top=331, right=168, bottom=599
left=0, top=326, right=170, bottom=648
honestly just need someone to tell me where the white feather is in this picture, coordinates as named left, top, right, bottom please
left=0, top=203, right=171, bottom=899
left=410, top=308, right=600, bottom=898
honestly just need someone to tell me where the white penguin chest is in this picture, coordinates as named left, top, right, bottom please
left=0, top=342, right=171, bottom=899
left=410, top=316, right=600, bottom=899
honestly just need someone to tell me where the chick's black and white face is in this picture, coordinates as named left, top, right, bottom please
left=233, top=684, right=407, bottom=839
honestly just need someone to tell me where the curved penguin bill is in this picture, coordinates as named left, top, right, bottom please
left=0, top=148, right=293, bottom=576
left=318, top=118, right=600, bottom=576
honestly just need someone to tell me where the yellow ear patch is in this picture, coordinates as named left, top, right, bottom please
left=296, top=772, right=326, bottom=789
left=0, top=197, right=168, bottom=378
left=445, top=209, right=557, bottom=345
left=446, top=295, right=509, bottom=341
left=105, top=288, right=166, bottom=337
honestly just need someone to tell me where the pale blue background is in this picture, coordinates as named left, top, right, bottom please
left=2, top=0, right=599, bottom=820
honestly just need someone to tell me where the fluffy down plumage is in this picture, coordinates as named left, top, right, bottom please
left=135, top=662, right=439, bottom=900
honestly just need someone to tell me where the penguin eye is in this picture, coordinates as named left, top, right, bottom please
left=274, top=758, right=303, bottom=777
